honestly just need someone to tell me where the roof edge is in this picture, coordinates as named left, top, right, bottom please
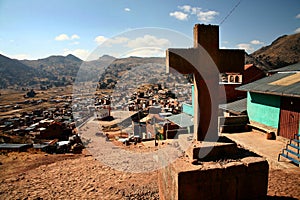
left=244, top=90, right=300, bottom=98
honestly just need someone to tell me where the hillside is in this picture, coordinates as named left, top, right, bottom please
left=97, top=57, right=165, bottom=89
left=20, top=54, right=83, bottom=81
left=75, top=55, right=116, bottom=83
left=250, top=32, right=300, bottom=69
left=0, top=54, right=116, bottom=89
left=244, top=53, right=273, bottom=71
left=1, top=32, right=300, bottom=88
left=0, top=54, right=41, bottom=88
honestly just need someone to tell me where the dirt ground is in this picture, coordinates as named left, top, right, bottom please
left=0, top=148, right=299, bottom=200
left=0, top=87, right=74, bottom=118
left=0, top=88, right=299, bottom=199
left=267, top=168, right=300, bottom=199
left=0, top=149, right=159, bottom=200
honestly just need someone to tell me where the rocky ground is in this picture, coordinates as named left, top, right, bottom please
left=267, top=169, right=300, bottom=199
left=0, top=150, right=159, bottom=200
left=0, top=148, right=299, bottom=200
left=1, top=120, right=299, bottom=200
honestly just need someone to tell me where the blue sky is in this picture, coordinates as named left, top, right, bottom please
left=0, top=0, right=299, bottom=60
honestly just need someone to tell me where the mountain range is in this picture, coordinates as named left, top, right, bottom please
left=250, top=33, right=300, bottom=69
left=0, top=32, right=299, bottom=89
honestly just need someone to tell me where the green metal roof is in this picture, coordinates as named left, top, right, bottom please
left=236, top=72, right=300, bottom=97
left=166, top=113, right=194, bottom=127
left=219, top=98, right=247, bottom=115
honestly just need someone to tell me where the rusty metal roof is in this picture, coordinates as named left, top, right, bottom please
left=236, top=72, right=300, bottom=97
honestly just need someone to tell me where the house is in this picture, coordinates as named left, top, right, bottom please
left=183, top=63, right=265, bottom=108
left=132, top=121, right=148, bottom=139
left=220, top=64, right=266, bottom=103
left=0, top=143, right=33, bottom=152
left=236, top=62, right=300, bottom=139
left=94, top=105, right=111, bottom=120
left=218, top=98, right=249, bottom=133
left=268, top=62, right=300, bottom=75
left=36, top=122, right=67, bottom=140
left=166, top=113, right=194, bottom=135
left=243, top=64, right=266, bottom=84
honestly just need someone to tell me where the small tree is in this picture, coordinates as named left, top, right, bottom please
left=25, top=89, right=36, bottom=98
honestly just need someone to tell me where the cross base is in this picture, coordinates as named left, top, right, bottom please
left=158, top=137, right=269, bottom=200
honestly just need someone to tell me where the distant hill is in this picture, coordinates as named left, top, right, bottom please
left=245, top=53, right=273, bottom=72
left=0, top=32, right=299, bottom=89
left=98, top=57, right=165, bottom=89
left=250, top=32, right=300, bottom=70
left=20, top=54, right=83, bottom=79
left=0, top=54, right=116, bottom=89
left=75, top=55, right=116, bottom=83
left=0, top=54, right=40, bottom=88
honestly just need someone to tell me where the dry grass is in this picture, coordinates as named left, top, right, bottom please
left=0, top=86, right=73, bottom=118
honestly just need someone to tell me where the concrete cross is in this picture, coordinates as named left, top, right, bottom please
left=166, top=24, right=244, bottom=141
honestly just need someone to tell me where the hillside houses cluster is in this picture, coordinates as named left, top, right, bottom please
left=0, top=95, right=86, bottom=153
left=127, top=84, right=181, bottom=114
left=115, top=61, right=300, bottom=154
left=111, top=84, right=193, bottom=141
left=109, top=82, right=191, bottom=112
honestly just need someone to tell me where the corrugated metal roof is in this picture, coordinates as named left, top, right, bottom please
left=219, top=98, right=247, bottom=114
left=166, top=113, right=194, bottom=127
left=236, top=72, right=300, bottom=97
left=268, top=62, right=300, bottom=73
left=0, top=143, right=32, bottom=149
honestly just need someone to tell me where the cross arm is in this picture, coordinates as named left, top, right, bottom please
left=166, top=48, right=198, bottom=74
left=218, top=49, right=245, bottom=73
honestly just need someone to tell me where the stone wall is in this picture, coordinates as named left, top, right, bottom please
left=159, top=156, right=269, bottom=200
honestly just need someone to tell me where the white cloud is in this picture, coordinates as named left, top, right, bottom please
left=169, top=11, right=188, bottom=21
left=296, top=13, right=300, bottom=19
left=106, top=37, right=129, bottom=46
left=235, top=40, right=264, bottom=53
left=197, top=10, right=219, bottom=22
left=295, top=27, right=300, bottom=33
left=171, top=5, right=218, bottom=22
left=250, top=40, right=264, bottom=45
left=95, top=35, right=108, bottom=45
left=191, top=7, right=201, bottom=15
left=70, top=41, right=80, bottom=45
left=95, top=36, right=129, bottom=47
left=236, top=43, right=254, bottom=53
left=178, top=5, right=191, bottom=13
left=55, top=34, right=80, bottom=41
left=122, top=48, right=165, bottom=58
left=126, top=35, right=171, bottom=48
left=63, top=48, right=90, bottom=60
left=71, top=34, right=80, bottom=40
left=9, top=53, right=32, bottom=60
left=55, top=34, right=70, bottom=41
left=124, top=8, right=131, bottom=12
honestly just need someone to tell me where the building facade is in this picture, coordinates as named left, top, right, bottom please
left=237, top=63, right=300, bottom=139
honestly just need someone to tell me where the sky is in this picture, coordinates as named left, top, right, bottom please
left=0, top=0, right=299, bottom=60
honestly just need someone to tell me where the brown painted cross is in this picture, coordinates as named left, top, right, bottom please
left=166, top=24, right=244, bottom=141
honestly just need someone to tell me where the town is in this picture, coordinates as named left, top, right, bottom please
left=1, top=21, right=300, bottom=200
